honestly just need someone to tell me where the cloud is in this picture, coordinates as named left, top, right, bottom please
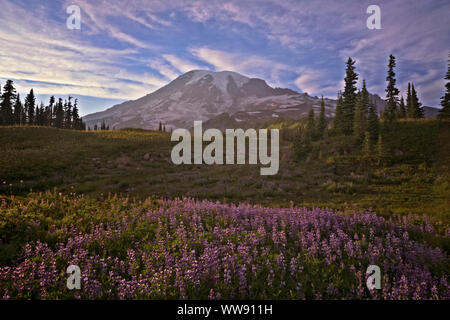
left=190, top=47, right=290, bottom=86
left=162, top=54, right=203, bottom=73
left=0, top=0, right=171, bottom=102
left=67, top=0, right=169, bottom=48
left=294, top=68, right=342, bottom=96
left=1, top=0, right=448, bottom=112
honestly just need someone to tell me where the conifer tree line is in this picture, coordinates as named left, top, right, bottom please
left=334, top=55, right=425, bottom=137
left=89, top=120, right=110, bottom=131
left=0, top=80, right=86, bottom=130
left=294, top=52, right=450, bottom=162
left=158, top=121, right=167, bottom=132
left=438, top=52, right=450, bottom=119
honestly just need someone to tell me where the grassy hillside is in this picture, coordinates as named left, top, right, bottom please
left=0, top=120, right=449, bottom=219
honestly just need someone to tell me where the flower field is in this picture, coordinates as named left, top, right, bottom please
left=0, top=191, right=448, bottom=300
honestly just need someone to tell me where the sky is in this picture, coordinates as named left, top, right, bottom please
left=0, top=0, right=449, bottom=116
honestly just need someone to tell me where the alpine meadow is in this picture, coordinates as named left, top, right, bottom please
left=0, top=0, right=449, bottom=303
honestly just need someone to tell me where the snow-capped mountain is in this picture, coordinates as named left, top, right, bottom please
left=83, top=70, right=384, bottom=130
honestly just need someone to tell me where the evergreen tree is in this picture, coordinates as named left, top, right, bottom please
left=376, top=134, right=387, bottom=165
left=293, top=127, right=312, bottom=161
left=406, top=83, right=414, bottom=118
left=48, top=96, right=55, bottom=126
left=362, top=131, right=372, bottom=160
left=13, top=94, right=24, bottom=125
left=72, top=98, right=81, bottom=130
left=333, top=91, right=345, bottom=134
left=64, top=97, right=73, bottom=129
left=398, top=96, right=406, bottom=119
left=360, top=79, right=370, bottom=119
left=0, top=80, right=17, bottom=125
left=44, top=96, right=55, bottom=127
left=317, top=96, right=327, bottom=139
left=101, top=121, right=106, bottom=130
left=367, top=100, right=379, bottom=143
left=411, top=84, right=424, bottom=118
left=383, top=54, right=400, bottom=122
left=342, top=57, right=358, bottom=134
left=36, top=102, right=45, bottom=126
left=438, top=52, right=450, bottom=119
left=353, top=91, right=365, bottom=140
left=163, top=125, right=166, bottom=133
left=94, top=124, right=98, bottom=131
left=158, top=121, right=162, bottom=132
left=24, top=89, right=36, bottom=125
left=306, top=107, right=316, bottom=139
left=55, top=98, right=64, bottom=128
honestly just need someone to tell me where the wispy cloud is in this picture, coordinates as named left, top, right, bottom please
left=1, top=0, right=448, bottom=113
left=190, top=47, right=291, bottom=87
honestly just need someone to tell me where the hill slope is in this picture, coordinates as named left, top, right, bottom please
left=0, top=120, right=448, bottom=219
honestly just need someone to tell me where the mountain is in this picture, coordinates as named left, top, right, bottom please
left=423, top=106, right=441, bottom=118
left=83, top=70, right=329, bottom=130
left=83, top=69, right=438, bottom=131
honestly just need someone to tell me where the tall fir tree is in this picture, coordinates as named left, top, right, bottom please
left=353, top=91, right=365, bottom=140
left=398, top=96, right=406, bottom=119
left=317, top=96, right=327, bottom=139
left=362, top=131, right=372, bottom=160
left=406, top=83, right=414, bottom=118
left=438, top=52, right=450, bottom=119
left=411, top=84, right=424, bottom=118
left=383, top=54, right=400, bottom=122
left=376, top=134, right=387, bottom=165
left=0, top=80, right=17, bottom=125
left=367, top=100, right=379, bottom=143
left=342, top=57, right=358, bottom=135
left=306, top=107, right=316, bottom=139
left=48, top=96, right=55, bottom=126
left=13, top=94, right=24, bottom=125
left=64, top=97, right=73, bottom=129
left=72, top=98, right=81, bottom=130
left=55, top=98, right=64, bottom=128
left=39, top=102, right=45, bottom=125
left=35, top=102, right=43, bottom=126
left=293, top=126, right=312, bottom=161
left=24, top=89, right=36, bottom=125
left=361, top=80, right=370, bottom=116
left=333, top=91, right=345, bottom=134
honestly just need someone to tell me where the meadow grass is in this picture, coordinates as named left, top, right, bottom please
left=0, top=120, right=448, bottom=219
